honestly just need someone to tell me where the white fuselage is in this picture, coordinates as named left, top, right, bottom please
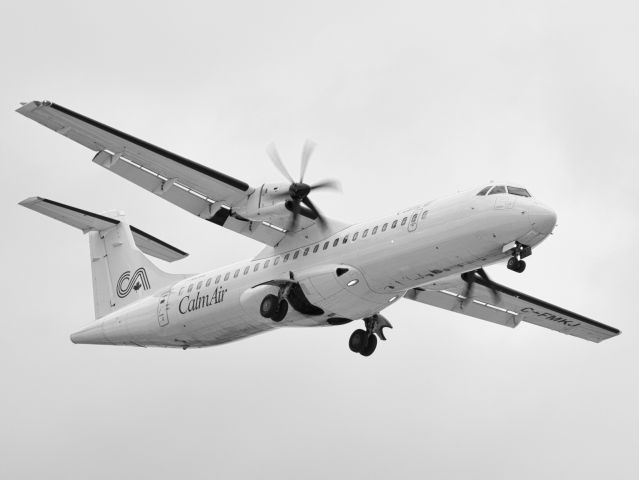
left=70, top=189, right=556, bottom=348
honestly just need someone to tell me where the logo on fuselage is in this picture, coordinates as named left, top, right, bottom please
left=116, top=268, right=151, bottom=298
left=179, top=287, right=227, bottom=314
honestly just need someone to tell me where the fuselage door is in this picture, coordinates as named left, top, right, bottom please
left=157, top=290, right=170, bottom=327
left=408, top=208, right=423, bottom=232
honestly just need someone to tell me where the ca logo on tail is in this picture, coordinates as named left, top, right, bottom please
left=116, top=268, right=151, bottom=298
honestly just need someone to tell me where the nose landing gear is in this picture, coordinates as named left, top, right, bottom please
left=348, top=314, right=393, bottom=357
left=507, top=242, right=531, bottom=273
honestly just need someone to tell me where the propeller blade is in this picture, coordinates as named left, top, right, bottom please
left=299, top=139, right=316, bottom=183
left=476, top=267, right=500, bottom=303
left=302, top=196, right=327, bottom=230
left=460, top=268, right=500, bottom=307
left=288, top=200, right=301, bottom=232
left=266, top=143, right=294, bottom=183
left=309, top=179, right=341, bottom=192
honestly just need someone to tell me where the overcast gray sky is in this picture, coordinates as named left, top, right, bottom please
left=1, top=1, right=638, bottom=478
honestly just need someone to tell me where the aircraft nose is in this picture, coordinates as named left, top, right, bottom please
left=528, top=202, right=557, bottom=235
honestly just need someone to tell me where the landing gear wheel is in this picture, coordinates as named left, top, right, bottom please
left=271, top=300, right=288, bottom=322
left=360, top=334, right=377, bottom=357
left=507, top=257, right=518, bottom=270
left=507, top=257, right=526, bottom=273
left=260, top=294, right=279, bottom=318
left=349, top=329, right=368, bottom=353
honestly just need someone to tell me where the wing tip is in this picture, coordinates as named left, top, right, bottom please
left=16, top=100, right=51, bottom=114
left=18, top=196, right=44, bottom=208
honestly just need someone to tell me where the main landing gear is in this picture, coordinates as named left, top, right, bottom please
left=260, top=294, right=288, bottom=322
left=507, top=242, right=531, bottom=273
left=348, top=314, right=393, bottom=357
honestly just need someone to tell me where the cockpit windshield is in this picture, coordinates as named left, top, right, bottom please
left=506, top=186, right=531, bottom=197
left=476, top=185, right=532, bottom=197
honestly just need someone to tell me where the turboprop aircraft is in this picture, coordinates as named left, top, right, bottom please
left=17, top=101, right=620, bottom=356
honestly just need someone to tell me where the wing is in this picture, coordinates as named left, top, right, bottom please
left=16, top=101, right=319, bottom=246
left=20, top=197, right=188, bottom=262
left=404, top=274, right=620, bottom=343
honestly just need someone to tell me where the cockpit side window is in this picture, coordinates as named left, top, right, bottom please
left=507, top=186, right=531, bottom=197
left=488, top=185, right=506, bottom=195
left=476, top=186, right=491, bottom=196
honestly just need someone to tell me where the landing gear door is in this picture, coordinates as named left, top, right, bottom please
left=157, top=290, right=170, bottom=327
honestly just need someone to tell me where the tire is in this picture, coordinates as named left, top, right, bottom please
left=507, top=257, right=518, bottom=270
left=516, top=260, right=526, bottom=273
left=360, top=334, right=377, bottom=357
left=271, top=300, right=288, bottom=322
left=260, top=294, right=279, bottom=318
left=349, top=329, right=368, bottom=353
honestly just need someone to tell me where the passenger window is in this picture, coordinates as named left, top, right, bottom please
left=205, top=278, right=211, bottom=287
left=353, top=232, right=359, bottom=241
left=372, top=226, right=378, bottom=235
left=215, top=275, right=221, bottom=284
left=401, top=217, right=407, bottom=226
left=488, top=185, right=506, bottom=195
left=342, top=235, right=349, bottom=244
left=363, top=229, right=369, bottom=238
left=313, top=245, right=319, bottom=253
left=179, top=287, right=185, bottom=295
left=333, top=238, right=339, bottom=247
left=477, top=186, right=491, bottom=196
left=224, top=272, right=230, bottom=281
left=197, top=281, right=203, bottom=290
left=293, top=250, right=300, bottom=260
left=392, top=220, right=398, bottom=228
left=264, top=259, right=270, bottom=268
left=253, top=264, right=259, bottom=272
left=323, top=241, right=329, bottom=250
left=274, top=256, right=280, bottom=265
left=303, top=247, right=309, bottom=256
left=234, top=269, right=240, bottom=278
left=382, top=223, right=388, bottom=232
left=188, top=284, right=194, bottom=293
left=283, top=254, right=290, bottom=262
left=243, top=266, right=249, bottom=275
left=421, top=210, right=428, bottom=220
left=411, top=214, right=418, bottom=223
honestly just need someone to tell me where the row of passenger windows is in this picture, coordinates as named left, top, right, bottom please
left=180, top=210, right=429, bottom=294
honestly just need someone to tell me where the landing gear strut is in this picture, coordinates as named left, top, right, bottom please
left=507, top=242, right=530, bottom=273
left=348, top=314, right=392, bottom=357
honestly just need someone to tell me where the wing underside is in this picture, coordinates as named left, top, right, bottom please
left=405, top=275, right=620, bottom=343
left=16, top=101, right=301, bottom=246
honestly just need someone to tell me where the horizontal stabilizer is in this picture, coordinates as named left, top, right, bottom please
left=19, top=197, right=188, bottom=262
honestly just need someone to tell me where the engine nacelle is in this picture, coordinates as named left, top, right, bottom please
left=234, top=183, right=292, bottom=222
left=296, top=264, right=396, bottom=319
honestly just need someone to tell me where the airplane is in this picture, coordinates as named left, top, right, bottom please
left=16, top=100, right=620, bottom=356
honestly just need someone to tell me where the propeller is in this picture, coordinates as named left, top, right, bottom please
left=266, top=140, right=340, bottom=232
left=460, top=268, right=500, bottom=307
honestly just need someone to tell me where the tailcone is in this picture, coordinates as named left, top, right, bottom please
left=70, top=321, right=113, bottom=345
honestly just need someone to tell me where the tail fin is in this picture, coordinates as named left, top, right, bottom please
left=20, top=197, right=188, bottom=318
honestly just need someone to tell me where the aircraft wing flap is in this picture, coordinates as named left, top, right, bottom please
left=19, top=197, right=188, bottom=262
left=406, top=275, right=620, bottom=343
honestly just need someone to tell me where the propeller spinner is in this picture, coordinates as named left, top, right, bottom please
left=266, top=140, right=339, bottom=232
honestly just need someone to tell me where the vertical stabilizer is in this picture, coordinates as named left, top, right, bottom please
left=19, top=197, right=188, bottom=319
left=89, top=214, right=183, bottom=318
